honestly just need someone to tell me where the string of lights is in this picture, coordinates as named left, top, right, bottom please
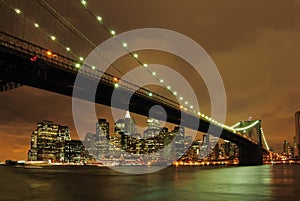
left=77, top=0, right=238, bottom=131
left=0, top=0, right=240, bottom=133
left=0, top=0, right=181, bottom=111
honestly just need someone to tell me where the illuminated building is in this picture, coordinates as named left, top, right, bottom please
left=95, top=119, right=110, bottom=160
left=283, top=140, right=294, bottom=157
left=84, top=132, right=96, bottom=160
left=186, top=140, right=202, bottom=160
left=173, top=126, right=185, bottom=159
left=295, top=111, right=300, bottom=157
left=125, top=111, right=137, bottom=136
left=64, top=140, right=86, bottom=163
left=115, top=111, right=137, bottom=153
left=96, top=119, right=109, bottom=139
left=28, top=120, right=71, bottom=162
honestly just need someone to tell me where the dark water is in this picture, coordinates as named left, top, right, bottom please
left=0, top=165, right=300, bottom=201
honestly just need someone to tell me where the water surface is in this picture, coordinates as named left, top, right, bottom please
left=0, top=165, right=299, bottom=201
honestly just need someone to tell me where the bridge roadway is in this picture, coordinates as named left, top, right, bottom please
left=0, top=31, right=264, bottom=165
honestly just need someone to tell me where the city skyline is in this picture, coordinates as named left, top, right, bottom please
left=1, top=110, right=297, bottom=162
left=24, top=117, right=241, bottom=164
left=0, top=0, right=299, bottom=161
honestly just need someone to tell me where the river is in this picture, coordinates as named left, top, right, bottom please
left=0, top=165, right=299, bottom=201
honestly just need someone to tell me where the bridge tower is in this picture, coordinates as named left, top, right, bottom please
left=232, top=120, right=264, bottom=165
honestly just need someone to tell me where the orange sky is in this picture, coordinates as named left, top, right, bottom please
left=0, top=0, right=300, bottom=161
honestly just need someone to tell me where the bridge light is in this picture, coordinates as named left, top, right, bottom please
left=179, top=97, right=183, bottom=101
left=34, top=23, right=39, bottom=28
left=148, top=92, right=153, bottom=97
left=113, top=77, right=119, bottom=82
left=133, top=53, right=138, bottom=58
left=160, top=79, right=164, bottom=83
left=180, top=105, right=183, bottom=109
left=66, top=47, right=71, bottom=51
left=79, top=57, right=84, bottom=61
left=50, top=35, right=56, bottom=41
left=110, top=30, right=116, bottom=36
left=81, top=0, right=87, bottom=6
left=46, top=51, right=52, bottom=57
left=152, top=72, right=156, bottom=76
left=167, top=86, right=171, bottom=90
left=122, top=43, right=127, bottom=48
left=143, top=63, right=148, bottom=68
left=30, top=56, right=37, bottom=62
left=184, top=101, right=188, bottom=105
left=15, top=9, right=21, bottom=14
left=173, top=91, right=177, bottom=96
left=97, top=16, right=102, bottom=22
left=114, top=83, right=119, bottom=88
left=75, top=63, right=81, bottom=68
left=91, top=66, right=96, bottom=70
left=189, top=105, right=193, bottom=109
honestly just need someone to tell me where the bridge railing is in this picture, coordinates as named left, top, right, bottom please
left=0, top=31, right=181, bottom=112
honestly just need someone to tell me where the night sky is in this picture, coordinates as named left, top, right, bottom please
left=0, top=0, right=299, bottom=161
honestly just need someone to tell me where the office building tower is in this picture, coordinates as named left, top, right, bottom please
left=124, top=111, right=137, bottom=136
left=64, top=140, right=86, bottom=163
left=96, top=119, right=110, bottom=139
left=173, top=126, right=185, bottom=159
left=95, top=119, right=110, bottom=160
left=28, top=120, right=71, bottom=162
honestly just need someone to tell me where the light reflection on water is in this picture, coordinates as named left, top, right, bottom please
left=0, top=165, right=300, bottom=201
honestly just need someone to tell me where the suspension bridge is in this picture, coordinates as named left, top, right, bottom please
left=0, top=0, right=271, bottom=165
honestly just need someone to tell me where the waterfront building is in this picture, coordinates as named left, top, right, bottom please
left=283, top=140, right=294, bottom=157
left=28, top=120, right=71, bottom=162
left=84, top=132, right=96, bottom=160
left=115, top=111, right=137, bottom=153
left=185, top=140, right=202, bottom=160
left=64, top=140, right=86, bottom=163
left=95, top=119, right=110, bottom=160
left=173, top=126, right=185, bottom=159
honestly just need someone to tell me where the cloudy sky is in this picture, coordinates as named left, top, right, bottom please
left=0, top=0, right=299, bottom=161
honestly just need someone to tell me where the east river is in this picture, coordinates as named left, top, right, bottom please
left=0, top=165, right=299, bottom=201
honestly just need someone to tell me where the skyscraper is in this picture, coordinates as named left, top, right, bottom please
left=124, top=111, right=137, bottom=136
left=144, top=118, right=161, bottom=139
left=173, top=126, right=185, bottom=159
left=95, top=119, right=110, bottom=159
left=283, top=140, right=289, bottom=155
left=96, top=119, right=110, bottom=139
left=28, top=120, right=71, bottom=162
left=295, top=111, right=300, bottom=157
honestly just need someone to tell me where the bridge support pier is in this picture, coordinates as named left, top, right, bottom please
left=239, top=143, right=263, bottom=166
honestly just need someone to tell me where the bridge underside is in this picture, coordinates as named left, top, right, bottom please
left=0, top=42, right=264, bottom=166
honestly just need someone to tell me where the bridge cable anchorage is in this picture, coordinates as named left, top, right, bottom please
left=76, top=0, right=220, bottom=121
